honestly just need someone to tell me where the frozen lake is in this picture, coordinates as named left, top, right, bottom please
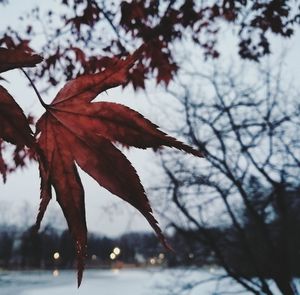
left=0, top=267, right=281, bottom=294
left=0, top=268, right=227, bottom=295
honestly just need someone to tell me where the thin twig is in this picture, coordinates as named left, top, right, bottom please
left=21, top=68, right=48, bottom=109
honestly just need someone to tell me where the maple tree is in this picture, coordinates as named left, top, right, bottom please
left=1, top=0, right=299, bottom=87
left=0, top=45, right=203, bottom=285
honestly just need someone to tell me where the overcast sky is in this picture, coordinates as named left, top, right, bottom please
left=0, top=0, right=299, bottom=237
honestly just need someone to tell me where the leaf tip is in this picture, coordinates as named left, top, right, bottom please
left=76, top=240, right=87, bottom=288
left=77, top=270, right=83, bottom=288
left=192, top=149, right=206, bottom=158
left=162, top=239, right=175, bottom=252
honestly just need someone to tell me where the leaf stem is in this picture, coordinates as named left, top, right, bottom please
left=21, top=68, right=48, bottom=109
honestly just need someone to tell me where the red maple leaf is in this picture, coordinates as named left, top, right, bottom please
left=0, top=47, right=43, bottom=73
left=0, top=47, right=43, bottom=180
left=0, top=86, right=34, bottom=147
left=34, top=46, right=203, bottom=286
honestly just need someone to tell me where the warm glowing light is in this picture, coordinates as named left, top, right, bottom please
left=158, top=253, right=165, bottom=259
left=53, top=252, right=60, bottom=260
left=92, top=254, right=97, bottom=260
left=110, top=253, right=116, bottom=260
left=150, top=258, right=155, bottom=265
left=113, top=247, right=121, bottom=255
left=53, top=269, right=59, bottom=277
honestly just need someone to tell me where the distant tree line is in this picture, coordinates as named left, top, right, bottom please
left=0, top=225, right=169, bottom=269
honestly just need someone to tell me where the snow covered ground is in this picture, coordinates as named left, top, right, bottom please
left=0, top=268, right=280, bottom=295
